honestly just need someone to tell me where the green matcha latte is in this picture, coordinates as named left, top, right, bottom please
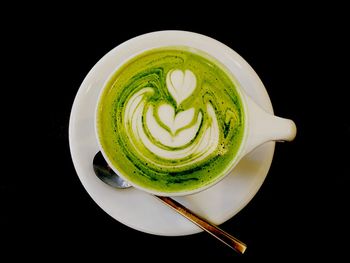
left=97, top=47, right=245, bottom=194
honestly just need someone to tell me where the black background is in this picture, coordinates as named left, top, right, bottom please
left=2, top=4, right=349, bottom=261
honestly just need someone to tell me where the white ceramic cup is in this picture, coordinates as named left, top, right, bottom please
left=95, top=30, right=296, bottom=196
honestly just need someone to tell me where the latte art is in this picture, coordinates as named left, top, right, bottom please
left=124, top=69, right=219, bottom=165
left=97, top=48, right=245, bottom=193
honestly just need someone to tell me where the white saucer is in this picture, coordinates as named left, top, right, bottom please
left=69, top=34, right=275, bottom=236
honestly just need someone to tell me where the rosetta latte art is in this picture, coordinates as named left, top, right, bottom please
left=124, top=69, right=219, bottom=166
left=97, top=48, right=245, bottom=193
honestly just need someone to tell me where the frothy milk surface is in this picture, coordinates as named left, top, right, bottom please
left=97, top=47, right=245, bottom=193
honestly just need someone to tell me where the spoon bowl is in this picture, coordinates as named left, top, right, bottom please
left=93, top=152, right=131, bottom=189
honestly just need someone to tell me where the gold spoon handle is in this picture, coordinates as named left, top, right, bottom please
left=155, top=196, right=247, bottom=254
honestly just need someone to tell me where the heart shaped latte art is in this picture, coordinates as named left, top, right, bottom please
left=146, top=103, right=202, bottom=148
left=158, top=104, right=195, bottom=134
left=166, top=69, right=196, bottom=106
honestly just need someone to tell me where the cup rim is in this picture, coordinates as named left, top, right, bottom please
left=95, top=30, right=249, bottom=196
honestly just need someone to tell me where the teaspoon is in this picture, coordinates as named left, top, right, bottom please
left=93, top=151, right=247, bottom=254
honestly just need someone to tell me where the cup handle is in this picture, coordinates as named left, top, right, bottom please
left=243, top=95, right=297, bottom=155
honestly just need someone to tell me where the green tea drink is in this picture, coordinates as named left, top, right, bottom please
left=97, top=47, right=245, bottom=194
